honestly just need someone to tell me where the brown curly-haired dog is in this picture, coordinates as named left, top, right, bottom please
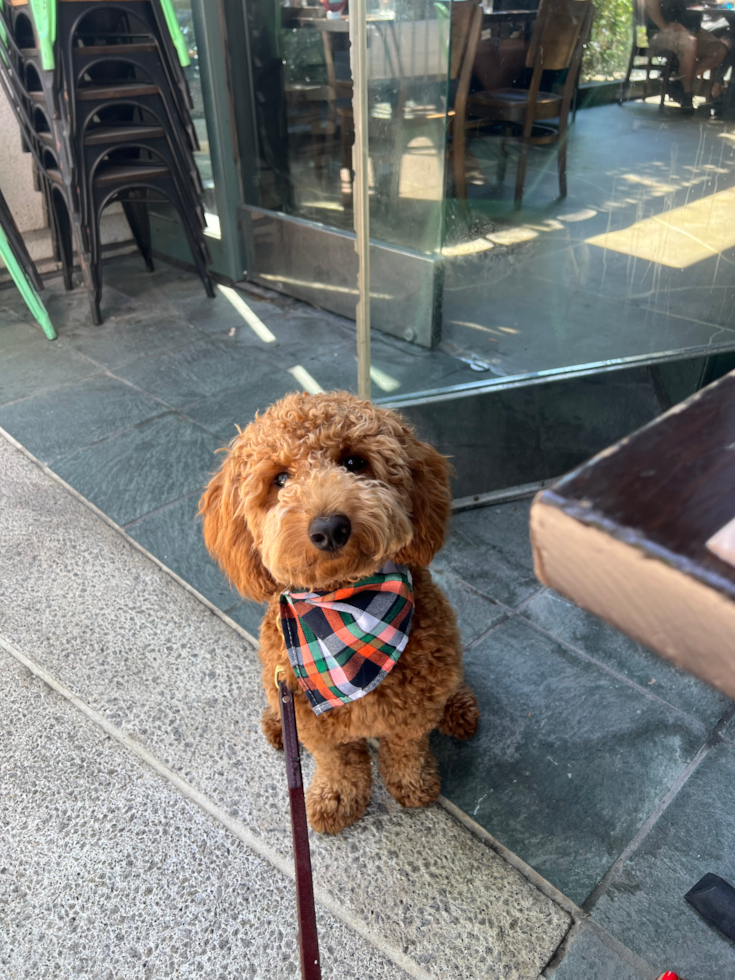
left=199, top=391, right=479, bottom=834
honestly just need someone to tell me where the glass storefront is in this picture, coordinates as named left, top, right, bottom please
left=172, top=0, right=218, bottom=219
left=174, top=0, right=735, bottom=486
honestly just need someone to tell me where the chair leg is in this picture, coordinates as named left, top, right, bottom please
left=660, top=59, right=671, bottom=112
left=88, top=203, right=104, bottom=326
left=620, top=45, right=637, bottom=103
left=122, top=194, right=154, bottom=272
left=557, top=128, right=568, bottom=199
left=174, top=201, right=214, bottom=299
left=51, top=191, right=74, bottom=292
left=453, top=119, right=468, bottom=204
left=497, top=138, right=509, bottom=185
left=514, top=141, right=529, bottom=207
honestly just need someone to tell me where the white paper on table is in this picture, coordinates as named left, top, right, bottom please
left=707, top=516, right=735, bottom=568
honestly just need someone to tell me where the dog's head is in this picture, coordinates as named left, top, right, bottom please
left=199, top=391, right=451, bottom=600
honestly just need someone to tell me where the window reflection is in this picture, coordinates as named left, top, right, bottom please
left=171, top=0, right=217, bottom=218
left=442, top=0, right=735, bottom=384
left=244, top=0, right=735, bottom=390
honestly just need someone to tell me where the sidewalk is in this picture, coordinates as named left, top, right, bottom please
left=2, top=258, right=735, bottom=978
left=0, top=433, right=571, bottom=979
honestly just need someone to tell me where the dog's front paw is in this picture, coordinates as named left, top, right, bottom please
left=261, top=705, right=283, bottom=750
left=438, top=684, right=480, bottom=741
left=306, top=776, right=371, bottom=834
left=380, top=746, right=441, bottom=809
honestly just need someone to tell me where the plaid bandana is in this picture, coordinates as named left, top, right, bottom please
left=279, top=562, right=414, bottom=715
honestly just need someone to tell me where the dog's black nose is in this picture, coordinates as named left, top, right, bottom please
left=309, top=514, right=352, bottom=552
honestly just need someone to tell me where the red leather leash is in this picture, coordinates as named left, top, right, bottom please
left=277, top=671, right=322, bottom=980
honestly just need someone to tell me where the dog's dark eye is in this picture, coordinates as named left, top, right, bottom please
left=274, top=472, right=289, bottom=487
left=341, top=455, right=368, bottom=473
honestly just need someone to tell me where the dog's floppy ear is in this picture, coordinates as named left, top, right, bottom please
left=395, top=432, right=452, bottom=568
left=199, top=455, right=276, bottom=603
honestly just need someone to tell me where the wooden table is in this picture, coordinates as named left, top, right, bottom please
left=530, top=370, right=735, bottom=699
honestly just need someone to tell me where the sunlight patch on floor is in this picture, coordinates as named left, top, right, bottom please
left=586, top=185, right=735, bottom=268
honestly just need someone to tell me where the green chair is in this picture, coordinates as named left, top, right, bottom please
left=23, top=0, right=190, bottom=71
left=0, top=188, right=56, bottom=340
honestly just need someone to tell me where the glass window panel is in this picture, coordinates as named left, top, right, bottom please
left=386, top=0, right=735, bottom=400
left=171, top=0, right=218, bottom=217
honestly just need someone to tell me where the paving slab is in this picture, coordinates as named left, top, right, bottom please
left=0, top=650, right=408, bottom=980
left=433, top=499, right=540, bottom=609
left=62, top=312, right=203, bottom=370
left=590, top=741, right=735, bottom=980
left=51, top=414, right=220, bottom=526
left=429, top=568, right=506, bottom=649
left=0, top=433, right=572, bottom=980
left=522, top=590, right=732, bottom=729
left=432, top=617, right=707, bottom=905
left=124, top=492, right=242, bottom=611
left=548, top=926, right=654, bottom=980
left=115, top=338, right=279, bottom=409
left=0, top=339, right=99, bottom=406
left=0, top=375, right=165, bottom=464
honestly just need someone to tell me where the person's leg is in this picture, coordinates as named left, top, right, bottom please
left=649, top=29, right=698, bottom=100
left=677, top=33, right=698, bottom=93
left=695, top=30, right=728, bottom=82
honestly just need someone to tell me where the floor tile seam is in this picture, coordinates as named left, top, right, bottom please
left=0, top=425, right=260, bottom=650
left=439, top=795, right=581, bottom=921
left=38, top=337, right=192, bottom=417
left=542, top=919, right=657, bottom=979
left=508, top=583, right=549, bottom=617
left=464, top=613, right=511, bottom=652
left=712, top=702, right=735, bottom=739
left=49, top=359, right=230, bottom=445
left=429, top=565, right=510, bottom=612
left=174, top=362, right=303, bottom=416
left=67, top=355, right=232, bottom=434
left=85, top=332, right=211, bottom=370
left=0, top=370, right=108, bottom=409
left=46, top=408, right=176, bottom=463
left=518, top=617, right=711, bottom=733
left=47, top=407, right=183, bottom=465
left=121, top=489, right=204, bottom=530
left=581, top=736, right=713, bottom=914
left=97, top=361, right=286, bottom=442
left=0, top=632, right=434, bottom=980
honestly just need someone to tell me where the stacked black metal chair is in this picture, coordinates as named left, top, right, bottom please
left=0, top=1, right=212, bottom=325
left=0, top=5, right=83, bottom=293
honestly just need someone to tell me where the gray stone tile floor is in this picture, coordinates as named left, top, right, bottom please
left=1, top=257, right=734, bottom=979
left=0, top=432, right=571, bottom=980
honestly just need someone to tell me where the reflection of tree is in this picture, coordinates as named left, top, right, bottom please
left=582, top=0, right=633, bottom=81
left=171, top=0, right=203, bottom=119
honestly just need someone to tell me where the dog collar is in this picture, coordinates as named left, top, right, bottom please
left=279, top=561, right=414, bottom=715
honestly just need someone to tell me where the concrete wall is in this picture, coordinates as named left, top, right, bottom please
left=0, top=96, right=46, bottom=234
left=0, top=95, right=132, bottom=270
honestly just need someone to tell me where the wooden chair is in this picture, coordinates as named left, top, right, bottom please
left=457, top=0, right=594, bottom=207
left=448, top=0, right=484, bottom=205
left=618, top=0, right=675, bottom=111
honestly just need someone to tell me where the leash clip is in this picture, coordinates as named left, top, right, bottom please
left=275, top=665, right=286, bottom=690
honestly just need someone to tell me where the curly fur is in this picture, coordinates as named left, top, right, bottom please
left=200, top=391, right=479, bottom=834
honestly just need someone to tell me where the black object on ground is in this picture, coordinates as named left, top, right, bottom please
left=685, top=873, right=735, bottom=942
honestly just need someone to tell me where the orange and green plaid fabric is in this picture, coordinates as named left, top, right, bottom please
left=279, top=562, right=414, bottom=715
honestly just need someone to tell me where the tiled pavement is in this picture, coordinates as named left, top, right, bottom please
left=2, top=257, right=735, bottom=979
left=1, top=433, right=574, bottom=980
